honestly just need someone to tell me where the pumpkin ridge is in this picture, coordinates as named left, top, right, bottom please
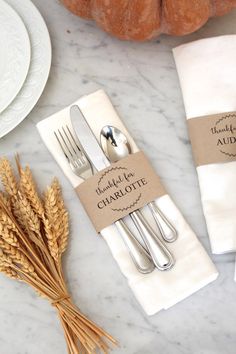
left=62, top=0, right=236, bottom=40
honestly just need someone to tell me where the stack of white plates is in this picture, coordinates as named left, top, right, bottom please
left=0, top=0, right=51, bottom=138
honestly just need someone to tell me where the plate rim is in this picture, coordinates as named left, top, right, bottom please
left=0, top=0, right=52, bottom=139
left=0, top=0, right=31, bottom=114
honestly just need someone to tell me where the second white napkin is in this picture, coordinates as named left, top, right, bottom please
left=37, top=90, right=218, bottom=315
left=173, top=35, right=236, bottom=254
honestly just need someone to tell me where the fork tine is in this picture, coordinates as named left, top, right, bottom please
left=61, top=127, right=83, bottom=167
left=62, top=126, right=77, bottom=156
left=66, top=125, right=87, bottom=164
left=58, top=129, right=75, bottom=159
left=55, top=126, right=86, bottom=169
left=54, top=129, right=78, bottom=170
left=55, top=125, right=93, bottom=180
left=66, top=125, right=81, bottom=152
left=54, top=131, right=70, bottom=160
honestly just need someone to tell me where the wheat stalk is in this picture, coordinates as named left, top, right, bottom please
left=0, top=192, right=11, bottom=210
left=0, top=239, right=36, bottom=277
left=44, top=178, right=69, bottom=259
left=0, top=158, right=18, bottom=197
left=0, top=265, right=19, bottom=279
left=19, top=165, right=45, bottom=219
left=0, top=211, right=20, bottom=247
left=0, top=239, right=28, bottom=267
left=50, top=179, right=69, bottom=256
left=16, top=193, right=41, bottom=236
left=0, top=157, right=117, bottom=353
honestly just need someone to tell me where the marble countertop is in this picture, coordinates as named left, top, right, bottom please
left=1, top=1, right=236, bottom=353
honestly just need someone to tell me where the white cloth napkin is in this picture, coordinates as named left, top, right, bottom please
left=173, top=35, right=236, bottom=255
left=37, top=89, right=218, bottom=315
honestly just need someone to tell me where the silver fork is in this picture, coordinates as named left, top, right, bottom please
left=54, top=125, right=155, bottom=274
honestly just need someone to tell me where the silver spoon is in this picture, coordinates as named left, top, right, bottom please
left=100, top=125, right=178, bottom=243
left=100, top=125, right=175, bottom=270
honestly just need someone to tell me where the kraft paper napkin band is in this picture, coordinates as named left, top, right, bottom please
left=76, top=151, right=166, bottom=232
left=187, top=111, right=236, bottom=167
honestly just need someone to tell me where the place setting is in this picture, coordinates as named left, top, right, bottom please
left=37, top=89, right=218, bottom=315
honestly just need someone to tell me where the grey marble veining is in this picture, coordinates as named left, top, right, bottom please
left=0, top=1, right=236, bottom=353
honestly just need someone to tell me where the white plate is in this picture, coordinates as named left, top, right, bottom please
left=0, top=0, right=51, bottom=138
left=0, top=0, right=31, bottom=113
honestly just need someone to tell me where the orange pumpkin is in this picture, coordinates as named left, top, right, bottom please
left=62, top=0, right=236, bottom=41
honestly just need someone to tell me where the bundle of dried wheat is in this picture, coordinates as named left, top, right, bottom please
left=0, top=157, right=116, bottom=354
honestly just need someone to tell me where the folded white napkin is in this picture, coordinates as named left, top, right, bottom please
left=37, top=89, right=218, bottom=315
left=173, top=35, right=236, bottom=255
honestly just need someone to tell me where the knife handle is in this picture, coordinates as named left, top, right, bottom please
left=130, top=210, right=175, bottom=271
left=114, top=219, right=155, bottom=274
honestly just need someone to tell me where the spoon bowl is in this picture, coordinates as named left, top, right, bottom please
left=100, top=125, right=132, bottom=162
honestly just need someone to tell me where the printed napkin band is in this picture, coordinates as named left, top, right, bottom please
left=188, top=111, right=236, bottom=166
left=37, top=89, right=218, bottom=315
left=76, top=151, right=166, bottom=232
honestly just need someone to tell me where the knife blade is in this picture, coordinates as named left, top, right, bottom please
left=70, top=105, right=109, bottom=171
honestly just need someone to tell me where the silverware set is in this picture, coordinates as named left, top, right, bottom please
left=54, top=105, right=178, bottom=274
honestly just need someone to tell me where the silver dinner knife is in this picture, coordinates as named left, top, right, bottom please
left=70, top=105, right=175, bottom=270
